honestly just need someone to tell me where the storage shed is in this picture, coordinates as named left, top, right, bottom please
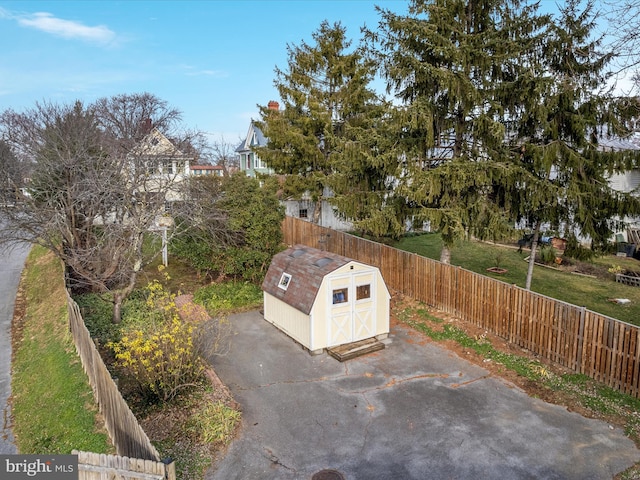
left=262, top=245, right=390, bottom=354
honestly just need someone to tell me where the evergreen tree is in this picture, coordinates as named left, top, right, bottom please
left=367, top=0, right=549, bottom=262
left=325, top=101, right=408, bottom=238
left=256, top=21, right=401, bottom=236
left=511, top=0, right=640, bottom=289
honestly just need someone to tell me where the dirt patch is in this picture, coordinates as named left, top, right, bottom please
left=175, top=294, right=211, bottom=323
left=137, top=368, right=241, bottom=475
left=10, top=286, right=27, bottom=363
left=557, top=258, right=613, bottom=280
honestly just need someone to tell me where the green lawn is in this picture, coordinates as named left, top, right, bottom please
left=11, top=245, right=112, bottom=454
left=394, top=233, right=640, bottom=326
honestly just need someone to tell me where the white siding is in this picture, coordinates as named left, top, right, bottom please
left=283, top=201, right=353, bottom=231
left=320, top=202, right=353, bottom=231
left=310, top=262, right=390, bottom=350
left=609, top=170, right=640, bottom=193
left=263, top=293, right=311, bottom=348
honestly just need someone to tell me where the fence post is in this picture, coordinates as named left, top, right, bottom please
left=577, top=306, right=586, bottom=374
left=164, top=460, right=176, bottom=480
left=455, top=266, right=461, bottom=317
left=509, top=284, right=516, bottom=344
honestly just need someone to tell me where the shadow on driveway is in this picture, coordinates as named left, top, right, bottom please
left=206, top=310, right=640, bottom=480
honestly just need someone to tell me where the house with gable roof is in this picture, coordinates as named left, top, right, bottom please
left=602, top=134, right=640, bottom=196
left=129, top=123, right=236, bottom=207
left=516, top=133, right=640, bottom=247
left=236, top=113, right=273, bottom=178
left=600, top=134, right=640, bottom=247
left=129, top=125, right=196, bottom=204
left=236, top=101, right=352, bottom=231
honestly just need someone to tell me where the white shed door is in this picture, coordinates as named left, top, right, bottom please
left=328, top=272, right=376, bottom=347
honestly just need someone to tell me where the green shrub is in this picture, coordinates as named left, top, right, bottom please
left=74, top=279, right=179, bottom=345
left=186, top=401, right=241, bottom=444
left=193, top=281, right=263, bottom=314
left=539, top=245, right=558, bottom=265
left=169, top=233, right=217, bottom=276
left=170, top=174, right=284, bottom=283
left=209, top=246, right=274, bottom=283
left=564, top=235, right=595, bottom=261
left=74, top=293, right=121, bottom=344
left=121, top=288, right=168, bottom=330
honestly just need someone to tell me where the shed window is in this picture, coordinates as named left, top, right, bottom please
left=299, top=208, right=308, bottom=218
left=278, top=273, right=292, bottom=290
left=332, top=288, right=348, bottom=304
left=356, top=284, right=371, bottom=300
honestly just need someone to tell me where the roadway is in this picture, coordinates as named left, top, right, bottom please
left=0, top=242, right=30, bottom=454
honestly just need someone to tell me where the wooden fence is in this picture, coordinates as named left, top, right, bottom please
left=283, top=216, right=640, bottom=398
left=73, top=451, right=175, bottom=480
left=66, top=291, right=164, bottom=462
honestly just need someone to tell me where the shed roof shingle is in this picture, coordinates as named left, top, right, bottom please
left=262, top=245, right=353, bottom=315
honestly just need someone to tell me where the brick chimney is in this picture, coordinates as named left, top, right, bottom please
left=140, top=118, right=153, bottom=134
left=267, top=100, right=280, bottom=111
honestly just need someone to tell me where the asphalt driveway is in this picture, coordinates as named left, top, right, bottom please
left=0, top=242, right=30, bottom=454
left=206, top=311, right=640, bottom=480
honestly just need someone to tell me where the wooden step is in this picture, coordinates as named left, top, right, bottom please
left=327, top=338, right=385, bottom=362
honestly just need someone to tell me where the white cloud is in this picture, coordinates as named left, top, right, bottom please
left=186, top=69, right=228, bottom=78
left=11, top=10, right=116, bottom=45
left=179, top=64, right=228, bottom=78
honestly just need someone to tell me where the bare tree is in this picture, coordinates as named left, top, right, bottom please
left=0, top=139, right=30, bottom=205
left=0, top=95, right=198, bottom=323
left=93, top=92, right=182, bottom=145
left=173, top=174, right=240, bottom=246
left=199, top=135, right=240, bottom=176
left=605, top=1, right=640, bottom=79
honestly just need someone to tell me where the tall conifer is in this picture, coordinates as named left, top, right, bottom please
left=367, top=0, right=549, bottom=262
left=511, top=0, right=640, bottom=289
left=256, top=21, right=399, bottom=235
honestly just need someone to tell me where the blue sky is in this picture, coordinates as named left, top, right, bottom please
left=0, top=1, right=605, bottom=145
left=0, top=0, right=414, bottom=144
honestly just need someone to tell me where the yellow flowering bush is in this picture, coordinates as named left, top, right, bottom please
left=109, top=280, right=205, bottom=402
left=608, top=264, right=623, bottom=275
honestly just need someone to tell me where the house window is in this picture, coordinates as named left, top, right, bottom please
left=332, top=288, right=348, bottom=304
left=142, top=160, right=154, bottom=175
left=299, top=208, right=308, bottom=219
left=356, top=284, right=371, bottom=300
left=278, top=273, right=292, bottom=290
left=255, top=156, right=264, bottom=169
left=161, top=159, right=173, bottom=174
